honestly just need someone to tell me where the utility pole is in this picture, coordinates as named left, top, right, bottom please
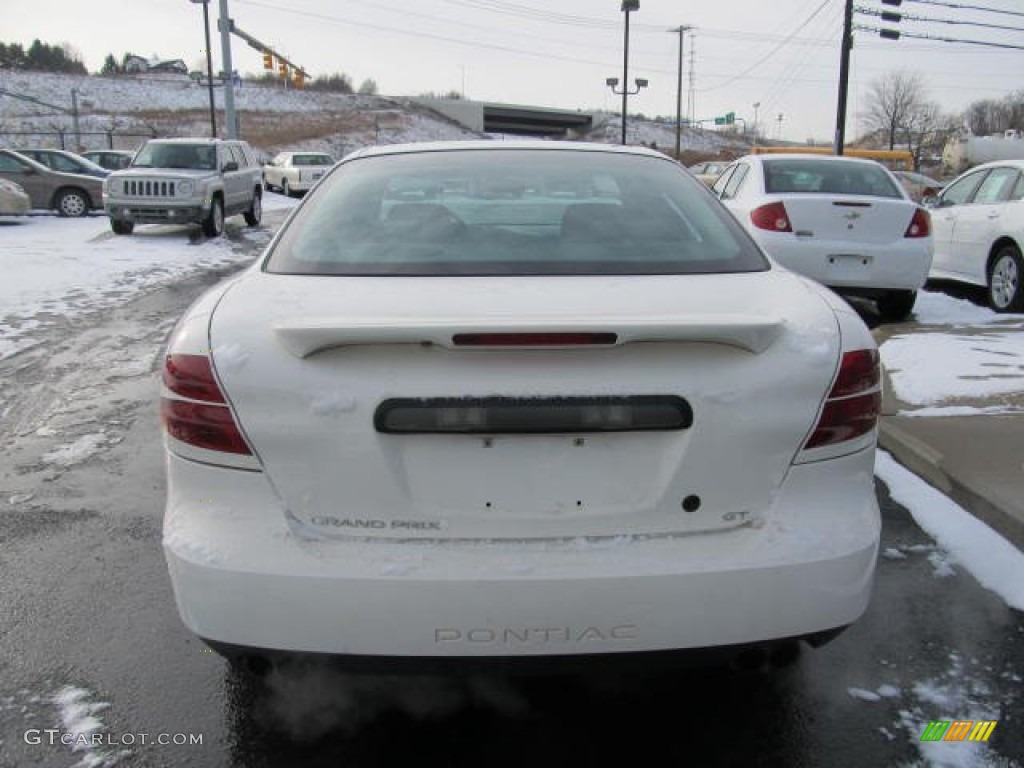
left=70, top=88, right=81, bottom=149
left=218, top=0, right=238, bottom=139
left=777, top=113, right=785, bottom=139
left=621, top=1, right=637, bottom=146
left=834, top=0, right=854, bottom=155
left=752, top=101, right=760, bottom=139
left=201, top=0, right=217, bottom=137
left=687, top=39, right=696, bottom=127
left=669, top=25, right=693, bottom=159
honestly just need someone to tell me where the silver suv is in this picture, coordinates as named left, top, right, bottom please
left=103, top=138, right=263, bottom=236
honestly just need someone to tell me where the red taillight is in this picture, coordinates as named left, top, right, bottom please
left=804, top=349, right=881, bottom=450
left=453, top=332, right=618, bottom=347
left=904, top=208, right=930, bottom=238
left=161, top=353, right=252, bottom=455
left=163, top=353, right=226, bottom=402
left=750, top=202, right=792, bottom=233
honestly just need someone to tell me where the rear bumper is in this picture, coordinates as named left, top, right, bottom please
left=163, top=448, right=880, bottom=658
left=754, top=233, right=932, bottom=291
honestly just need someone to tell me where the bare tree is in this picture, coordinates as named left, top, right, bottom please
left=964, top=90, right=1024, bottom=136
left=902, top=102, right=959, bottom=170
left=862, top=71, right=926, bottom=150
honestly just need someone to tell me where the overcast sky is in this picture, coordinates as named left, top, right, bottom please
left=5, top=0, right=1023, bottom=142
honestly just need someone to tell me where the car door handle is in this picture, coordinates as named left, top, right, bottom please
left=987, top=212, right=1000, bottom=219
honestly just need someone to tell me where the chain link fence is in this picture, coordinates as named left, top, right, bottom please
left=0, top=129, right=159, bottom=151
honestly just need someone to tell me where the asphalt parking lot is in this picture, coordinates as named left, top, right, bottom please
left=0, top=207, right=1020, bottom=767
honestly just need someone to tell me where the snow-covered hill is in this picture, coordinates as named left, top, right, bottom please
left=0, top=70, right=747, bottom=158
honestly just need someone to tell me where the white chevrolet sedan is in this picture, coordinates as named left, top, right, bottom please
left=162, top=141, right=881, bottom=671
left=262, top=151, right=335, bottom=197
left=713, top=154, right=933, bottom=321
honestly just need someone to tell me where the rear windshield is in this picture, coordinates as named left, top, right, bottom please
left=265, top=149, right=768, bottom=276
left=294, top=154, right=335, bottom=166
left=763, top=158, right=902, bottom=198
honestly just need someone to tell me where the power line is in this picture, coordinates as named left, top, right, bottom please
left=698, top=0, right=833, bottom=91
left=233, top=0, right=623, bottom=69
left=902, top=0, right=1024, bottom=19
left=856, top=5, right=1024, bottom=34
left=856, top=24, right=1024, bottom=49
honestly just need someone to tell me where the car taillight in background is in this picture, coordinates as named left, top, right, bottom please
left=750, top=202, right=792, bottom=233
left=904, top=208, right=930, bottom=238
left=804, top=349, right=881, bottom=449
left=161, top=354, right=252, bottom=455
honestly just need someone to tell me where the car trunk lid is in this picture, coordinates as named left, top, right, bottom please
left=780, top=195, right=917, bottom=244
left=209, top=271, right=841, bottom=541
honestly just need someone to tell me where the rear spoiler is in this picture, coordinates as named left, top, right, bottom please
left=273, top=316, right=784, bottom=358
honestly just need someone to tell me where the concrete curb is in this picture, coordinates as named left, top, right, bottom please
left=879, top=421, right=1024, bottom=551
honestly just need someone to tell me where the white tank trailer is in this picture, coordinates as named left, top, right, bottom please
left=943, top=130, right=1024, bottom=176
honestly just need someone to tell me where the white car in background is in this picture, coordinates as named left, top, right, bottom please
left=162, top=141, right=881, bottom=672
left=926, top=159, right=1024, bottom=312
left=713, top=154, right=933, bottom=321
left=262, top=151, right=336, bottom=197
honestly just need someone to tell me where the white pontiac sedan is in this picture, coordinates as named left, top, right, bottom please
left=927, top=159, right=1024, bottom=312
left=262, top=151, right=336, bottom=197
left=162, top=141, right=881, bottom=671
left=712, top=154, right=933, bottom=321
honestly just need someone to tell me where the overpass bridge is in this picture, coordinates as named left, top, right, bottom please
left=413, top=98, right=594, bottom=138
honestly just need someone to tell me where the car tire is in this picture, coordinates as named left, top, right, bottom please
left=110, top=219, right=134, bottom=235
left=876, top=289, right=917, bottom=322
left=202, top=197, right=225, bottom=237
left=55, top=188, right=90, bottom=218
left=282, top=179, right=291, bottom=197
left=244, top=190, right=262, bottom=226
left=987, top=244, right=1023, bottom=313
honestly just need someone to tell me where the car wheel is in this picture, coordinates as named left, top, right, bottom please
left=244, top=190, right=262, bottom=226
left=282, top=179, right=291, bottom=197
left=202, top=197, right=225, bottom=237
left=988, top=244, right=1024, bottom=313
left=110, top=219, right=134, bottom=235
left=876, top=289, right=917, bottom=322
left=56, top=188, right=90, bottom=218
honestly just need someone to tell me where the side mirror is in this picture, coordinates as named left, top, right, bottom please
left=223, top=161, right=239, bottom=172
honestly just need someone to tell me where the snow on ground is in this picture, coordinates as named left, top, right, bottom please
left=881, top=291, right=1024, bottom=409
left=0, top=71, right=742, bottom=157
left=875, top=450, right=1024, bottom=610
left=0, top=193, right=297, bottom=360
left=52, top=685, right=128, bottom=768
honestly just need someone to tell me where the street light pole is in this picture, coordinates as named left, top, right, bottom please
left=606, top=74, right=648, bottom=144
left=669, top=25, right=692, bottom=159
left=620, top=1, right=638, bottom=145
left=218, top=0, right=238, bottom=139
left=189, top=0, right=217, bottom=137
left=752, top=101, right=760, bottom=139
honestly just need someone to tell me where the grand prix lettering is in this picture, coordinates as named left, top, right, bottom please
left=310, top=516, right=443, bottom=531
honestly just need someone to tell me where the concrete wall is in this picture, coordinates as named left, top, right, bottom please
left=411, top=99, right=485, bottom=133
